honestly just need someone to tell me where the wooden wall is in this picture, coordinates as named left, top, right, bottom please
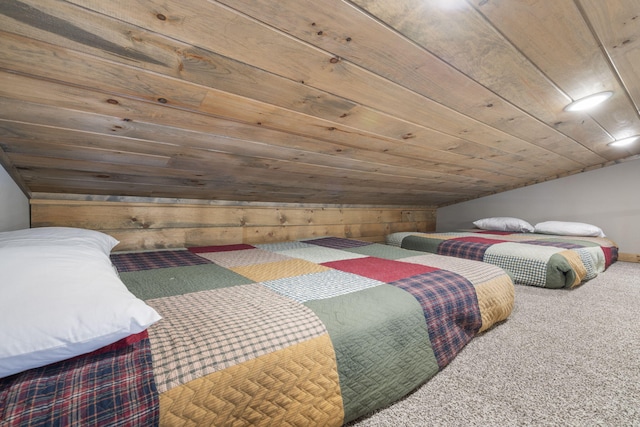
left=30, top=196, right=435, bottom=251
left=618, top=253, right=640, bottom=263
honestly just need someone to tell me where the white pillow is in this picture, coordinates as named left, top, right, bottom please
left=0, top=227, right=119, bottom=256
left=534, top=221, right=606, bottom=237
left=0, top=233, right=160, bottom=378
left=472, top=217, right=535, bottom=233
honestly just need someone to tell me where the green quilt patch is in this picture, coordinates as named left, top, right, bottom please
left=401, top=235, right=445, bottom=254
left=305, top=284, right=437, bottom=423
left=120, top=264, right=255, bottom=300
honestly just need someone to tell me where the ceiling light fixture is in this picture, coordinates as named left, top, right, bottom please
left=608, top=135, right=639, bottom=147
left=563, top=91, right=614, bottom=112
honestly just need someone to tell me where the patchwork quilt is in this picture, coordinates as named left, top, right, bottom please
left=0, top=237, right=515, bottom=426
left=387, top=231, right=619, bottom=289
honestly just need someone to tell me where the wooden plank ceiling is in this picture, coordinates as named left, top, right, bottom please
left=1, top=0, right=639, bottom=206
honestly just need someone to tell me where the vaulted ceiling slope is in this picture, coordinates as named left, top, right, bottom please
left=1, top=0, right=639, bottom=206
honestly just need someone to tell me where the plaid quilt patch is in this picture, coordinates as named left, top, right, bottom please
left=111, top=249, right=211, bottom=273
left=437, top=239, right=499, bottom=261
left=452, top=237, right=507, bottom=245
left=305, top=237, right=372, bottom=249
left=341, top=242, right=426, bottom=260
left=399, top=254, right=507, bottom=285
left=278, top=246, right=367, bottom=264
left=474, top=230, right=517, bottom=235
left=521, top=240, right=582, bottom=250
left=392, top=270, right=482, bottom=368
left=188, top=244, right=255, bottom=253
left=147, top=283, right=327, bottom=393
left=194, top=248, right=291, bottom=268
left=261, top=269, right=383, bottom=302
left=575, top=248, right=598, bottom=281
left=255, top=241, right=315, bottom=252
left=484, top=253, right=548, bottom=287
left=0, top=334, right=158, bottom=427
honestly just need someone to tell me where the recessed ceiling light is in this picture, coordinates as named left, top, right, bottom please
left=564, top=91, right=614, bottom=112
left=608, top=135, right=639, bottom=147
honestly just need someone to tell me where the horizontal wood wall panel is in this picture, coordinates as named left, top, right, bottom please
left=618, top=253, right=640, bottom=263
left=110, top=227, right=243, bottom=252
left=30, top=198, right=435, bottom=250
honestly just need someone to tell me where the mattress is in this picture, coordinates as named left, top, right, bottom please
left=387, top=231, right=619, bottom=289
left=0, top=237, right=515, bottom=426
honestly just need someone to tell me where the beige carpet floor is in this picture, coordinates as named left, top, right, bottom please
left=348, top=261, right=640, bottom=426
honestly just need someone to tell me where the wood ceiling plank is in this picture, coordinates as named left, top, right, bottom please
left=0, top=120, right=180, bottom=157
left=469, top=0, right=640, bottom=152
left=351, top=0, right=616, bottom=156
left=0, top=69, right=549, bottom=182
left=0, top=97, right=524, bottom=187
left=0, top=73, right=402, bottom=163
left=0, top=139, right=171, bottom=168
left=578, top=0, right=640, bottom=138
left=6, top=144, right=488, bottom=197
left=0, top=0, right=179, bottom=69
left=218, top=0, right=602, bottom=165
left=5, top=1, right=614, bottom=175
left=65, top=0, right=603, bottom=166
left=0, top=32, right=542, bottom=178
left=470, top=0, right=615, bottom=97
left=0, top=0, right=635, bottom=206
left=198, top=90, right=545, bottom=178
left=0, top=31, right=207, bottom=106
left=5, top=131, right=494, bottom=196
left=19, top=168, right=459, bottom=205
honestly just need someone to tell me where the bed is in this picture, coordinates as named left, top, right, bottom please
left=0, top=229, right=515, bottom=426
left=386, top=220, right=618, bottom=289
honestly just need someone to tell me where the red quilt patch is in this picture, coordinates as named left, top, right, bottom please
left=323, top=257, right=438, bottom=283
left=601, top=246, right=618, bottom=268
